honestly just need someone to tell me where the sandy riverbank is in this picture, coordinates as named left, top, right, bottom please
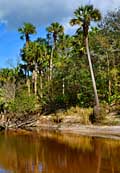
left=25, top=120, right=120, bottom=139
left=1, top=113, right=120, bottom=139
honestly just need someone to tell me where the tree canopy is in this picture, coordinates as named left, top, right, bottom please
left=0, top=5, right=120, bottom=123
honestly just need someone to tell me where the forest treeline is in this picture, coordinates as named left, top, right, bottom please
left=0, top=5, right=120, bottom=121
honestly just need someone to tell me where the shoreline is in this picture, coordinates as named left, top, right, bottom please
left=1, top=113, right=120, bottom=139
left=25, top=123, right=120, bottom=140
left=1, top=123, right=120, bottom=139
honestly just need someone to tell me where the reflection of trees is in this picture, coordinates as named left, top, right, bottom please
left=93, top=138, right=102, bottom=173
left=0, top=131, right=120, bottom=173
left=93, top=138, right=120, bottom=173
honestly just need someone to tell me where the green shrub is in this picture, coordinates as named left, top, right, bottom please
left=8, top=91, right=37, bottom=113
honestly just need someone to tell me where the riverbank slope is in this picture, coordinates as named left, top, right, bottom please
left=0, top=105, right=120, bottom=139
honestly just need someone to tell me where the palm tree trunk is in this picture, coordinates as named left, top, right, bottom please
left=62, top=78, right=65, bottom=96
left=26, top=71, right=30, bottom=96
left=49, top=46, right=54, bottom=81
left=34, top=62, right=38, bottom=96
left=25, top=34, right=29, bottom=48
left=40, top=70, right=43, bottom=98
left=25, top=34, right=30, bottom=95
left=27, top=78, right=30, bottom=96
left=106, top=52, right=111, bottom=103
left=85, top=37, right=99, bottom=107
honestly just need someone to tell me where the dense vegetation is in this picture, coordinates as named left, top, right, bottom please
left=0, top=5, right=120, bottom=123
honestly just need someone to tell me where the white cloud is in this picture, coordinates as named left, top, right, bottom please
left=92, top=0, right=120, bottom=13
left=0, top=0, right=119, bottom=30
left=0, top=0, right=79, bottom=29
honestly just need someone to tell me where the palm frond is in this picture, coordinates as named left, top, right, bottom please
left=91, top=9, right=102, bottom=21
left=70, top=19, right=81, bottom=26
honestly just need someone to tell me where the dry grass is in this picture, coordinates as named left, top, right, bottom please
left=51, top=106, right=93, bottom=125
left=66, top=106, right=93, bottom=124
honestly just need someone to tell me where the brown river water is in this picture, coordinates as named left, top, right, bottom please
left=0, top=129, right=120, bottom=173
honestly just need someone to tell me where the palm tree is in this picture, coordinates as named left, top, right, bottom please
left=46, top=22, right=64, bottom=80
left=18, top=23, right=36, bottom=96
left=36, top=38, right=49, bottom=98
left=70, top=5, right=101, bottom=111
left=46, top=22, right=64, bottom=47
left=18, top=22, right=36, bottom=47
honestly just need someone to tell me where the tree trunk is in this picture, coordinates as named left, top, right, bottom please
left=49, top=46, right=54, bottom=81
left=26, top=70, right=30, bottom=96
left=25, top=33, right=29, bottom=48
left=62, top=78, right=65, bottom=96
left=34, top=63, right=38, bottom=96
left=106, top=52, right=111, bottom=103
left=40, top=70, right=43, bottom=98
left=48, top=44, right=55, bottom=99
left=85, top=36, right=99, bottom=107
left=26, top=78, right=30, bottom=96
left=25, top=34, right=30, bottom=95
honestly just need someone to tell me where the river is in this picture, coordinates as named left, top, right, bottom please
left=0, top=129, right=120, bottom=173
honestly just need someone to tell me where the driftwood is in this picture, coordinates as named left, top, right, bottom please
left=16, top=119, right=37, bottom=128
left=5, top=118, right=37, bottom=129
left=0, top=113, right=38, bottom=130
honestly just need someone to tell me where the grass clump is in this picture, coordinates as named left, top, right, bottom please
left=66, top=106, right=93, bottom=124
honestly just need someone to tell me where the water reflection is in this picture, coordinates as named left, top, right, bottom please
left=0, top=130, right=120, bottom=173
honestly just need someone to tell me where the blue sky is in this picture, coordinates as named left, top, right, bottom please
left=0, top=0, right=120, bottom=68
left=0, top=24, right=46, bottom=68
